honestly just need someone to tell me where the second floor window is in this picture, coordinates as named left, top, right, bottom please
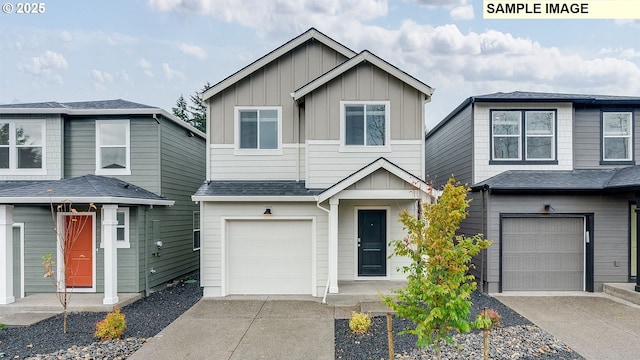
left=96, top=120, right=130, bottom=175
left=603, top=111, right=633, bottom=162
left=0, top=120, right=45, bottom=171
left=237, top=108, right=280, bottom=150
left=344, top=103, right=388, bottom=146
left=491, top=110, right=556, bottom=162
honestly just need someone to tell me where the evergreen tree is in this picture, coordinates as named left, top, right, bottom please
left=187, top=82, right=210, bottom=133
left=172, top=94, right=189, bottom=123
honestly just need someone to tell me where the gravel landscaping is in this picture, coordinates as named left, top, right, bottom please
left=0, top=272, right=203, bottom=359
left=335, top=291, right=585, bottom=360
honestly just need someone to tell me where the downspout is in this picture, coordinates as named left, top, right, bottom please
left=481, top=186, right=488, bottom=293
left=316, top=199, right=331, bottom=304
left=144, top=206, right=150, bottom=297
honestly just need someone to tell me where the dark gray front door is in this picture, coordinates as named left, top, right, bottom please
left=358, top=210, right=386, bottom=276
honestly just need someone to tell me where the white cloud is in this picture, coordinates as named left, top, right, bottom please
left=18, top=50, right=68, bottom=84
left=137, top=57, right=154, bottom=77
left=179, top=43, right=207, bottom=60
left=91, top=69, right=114, bottom=91
left=162, top=62, right=185, bottom=80
left=450, top=4, right=474, bottom=20
left=61, top=31, right=73, bottom=42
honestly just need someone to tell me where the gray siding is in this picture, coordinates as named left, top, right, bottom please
left=574, top=108, right=640, bottom=169
left=305, top=63, right=423, bottom=141
left=460, top=191, right=488, bottom=286
left=484, top=193, right=631, bottom=292
left=425, top=104, right=473, bottom=187
left=208, top=41, right=349, bottom=145
left=64, top=116, right=161, bottom=193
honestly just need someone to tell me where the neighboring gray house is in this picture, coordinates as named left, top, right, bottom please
left=425, top=91, right=640, bottom=293
left=192, top=28, right=436, bottom=298
left=0, top=100, right=205, bottom=305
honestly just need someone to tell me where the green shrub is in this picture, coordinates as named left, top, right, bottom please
left=95, top=306, right=126, bottom=341
left=349, top=312, right=371, bottom=334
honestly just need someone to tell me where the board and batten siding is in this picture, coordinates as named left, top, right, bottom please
left=64, top=116, right=161, bottom=194
left=425, top=104, right=474, bottom=187
left=306, top=141, right=422, bottom=188
left=200, top=202, right=328, bottom=297
left=0, top=114, right=62, bottom=180
left=207, top=40, right=349, bottom=146
left=473, top=103, right=574, bottom=184
left=337, top=199, right=416, bottom=281
left=573, top=108, right=640, bottom=169
left=304, top=63, right=423, bottom=141
left=484, top=193, right=630, bottom=293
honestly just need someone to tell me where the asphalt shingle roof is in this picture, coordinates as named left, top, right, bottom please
left=473, top=167, right=640, bottom=192
left=0, top=99, right=155, bottom=110
left=0, top=175, right=170, bottom=203
left=194, top=180, right=324, bottom=197
left=473, top=91, right=640, bottom=102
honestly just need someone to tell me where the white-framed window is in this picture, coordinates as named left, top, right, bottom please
left=491, top=110, right=556, bottom=162
left=234, top=107, right=281, bottom=154
left=193, top=211, right=200, bottom=251
left=95, top=120, right=130, bottom=175
left=100, top=207, right=130, bottom=248
left=0, top=119, right=46, bottom=173
left=340, top=101, right=390, bottom=151
left=602, top=111, right=633, bottom=162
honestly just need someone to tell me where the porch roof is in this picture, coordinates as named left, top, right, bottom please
left=192, top=180, right=324, bottom=201
left=472, top=167, right=640, bottom=193
left=0, top=175, right=173, bottom=205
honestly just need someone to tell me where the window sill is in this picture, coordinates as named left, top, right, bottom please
left=600, top=160, right=635, bottom=166
left=96, top=168, right=132, bottom=176
left=489, top=160, right=558, bottom=165
left=233, top=149, right=283, bottom=156
left=339, top=145, right=392, bottom=153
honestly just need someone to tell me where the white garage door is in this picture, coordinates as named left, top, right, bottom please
left=502, top=217, right=584, bottom=291
left=227, top=220, right=312, bottom=295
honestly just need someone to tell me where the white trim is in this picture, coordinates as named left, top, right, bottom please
left=353, top=206, right=391, bottom=280
left=334, top=190, right=423, bottom=200
left=220, top=216, right=317, bottom=296
left=0, top=196, right=173, bottom=206
left=99, top=207, right=130, bottom=249
left=306, top=140, right=340, bottom=145
left=12, top=223, right=24, bottom=299
left=0, top=119, right=47, bottom=175
left=192, top=195, right=315, bottom=202
left=282, top=143, right=306, bottom=149
left=95, top=119, right=131, bottom=176
left=339, top=101, right=391, bottom=152
left=234, top=106, right=283, bottom=155
left=56, top=212, right=97, bottom=293
left=210, top=144, right=235, bottom=149
left=193, top=210, right=201, bottom=251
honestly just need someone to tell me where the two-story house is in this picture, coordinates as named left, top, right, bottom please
left=192, top=28, right=435, bottom=298
left=0, top=99, right=205, bottom=305
left=425, top=91, right=640, bottom=293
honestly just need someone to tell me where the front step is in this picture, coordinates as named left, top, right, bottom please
left=603, top=283, right=640, bottom=306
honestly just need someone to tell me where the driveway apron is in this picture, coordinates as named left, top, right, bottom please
left=495, top=295, right=640, bottom=360
left=128, top=299, right=335, bottom=360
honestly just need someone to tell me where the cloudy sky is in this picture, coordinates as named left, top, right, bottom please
left=1, top=0, right=639, bottom=129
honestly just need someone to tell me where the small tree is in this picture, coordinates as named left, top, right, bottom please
left=43, top=198, right=96, bottom=333
left=172, top=94, right=189, bottom=123
left=187, top=82, right=210, bottom=133
left=383, top=177, right=491, bottom=359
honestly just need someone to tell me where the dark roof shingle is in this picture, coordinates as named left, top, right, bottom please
left=194, top=181, right=324, bottom=197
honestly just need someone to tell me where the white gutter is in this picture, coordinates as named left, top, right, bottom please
left=191, top=195, right=316, bottom=202
left=315, top=198, right=332, bottom=304
left=0, top=196, right=174, bottom=206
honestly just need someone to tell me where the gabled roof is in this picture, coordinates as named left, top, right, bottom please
left=193, top=180, right=323, bottom=201
left=292, top=50, right=434, bottom=102
left=0, top=175, right=173, bottom=205
left=428, top=91, right=640, bottom=137
left=316, top=157, right=434, bottom=203
left=0, top=99, right=205, bottom=139
left=472, top=167, right=640, bottom=193
left=202, top=28, right=357, bottom=101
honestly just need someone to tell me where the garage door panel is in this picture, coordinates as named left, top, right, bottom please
left=503, top=217, right=584, bottom=291
left=227, top=220, right=312, bottom=295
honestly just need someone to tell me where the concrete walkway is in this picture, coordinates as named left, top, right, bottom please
left=128, top=298, right=336, bottom=360
left=495, top=294, right=640, bottom=360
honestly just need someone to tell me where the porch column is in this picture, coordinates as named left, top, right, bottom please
left=102, top=205, right=119, bottom=305
left=0, top=205, right=14, bottom=304
left=329, top=198, right=339, bottom=293
left=636, top=200, right=640, bottom=292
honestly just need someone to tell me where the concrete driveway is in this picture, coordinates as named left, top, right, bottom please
left=128, top=298, right=335, bottom=360
left=495, top=294, right=640, bottom=360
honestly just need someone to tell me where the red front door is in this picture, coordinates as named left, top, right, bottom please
left=64, top=215, right=93, bottom=288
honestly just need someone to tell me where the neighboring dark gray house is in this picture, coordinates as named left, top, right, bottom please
left=0, top=100, right=205, bottom=305
left=425, top=91, right=640, bottom=293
